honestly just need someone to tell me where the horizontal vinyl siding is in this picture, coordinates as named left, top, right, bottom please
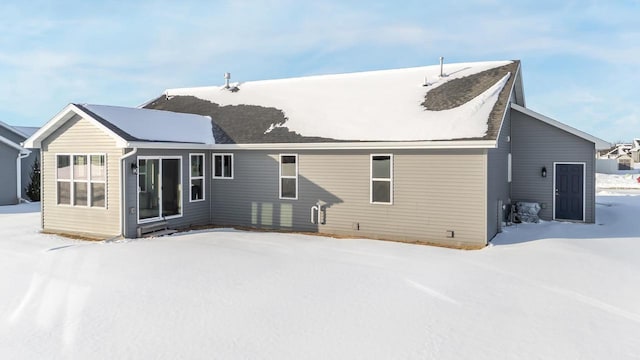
left=212, top=149, right=487, bottom=246
left=41, top=116, right=122, bottom=238
left=211, top=152, right=287, bottom=229
left=486, top=106, right=511, bottom=241
left=0, top=142, right=19, bottom=205
left=0, top=126, right=36, bottom=200
left=511, top=109, right=596, bottom=223
left=123, top=149, right=211, bottom=237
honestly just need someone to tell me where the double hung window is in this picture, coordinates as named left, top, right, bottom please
left=279, top=154, right=298, bottom=199
left=370, top=154, right=393, bottom=204
left=190, top=154, right=205, bottom=201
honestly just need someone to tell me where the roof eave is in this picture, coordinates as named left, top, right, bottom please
left=125, top=141, right=212, bottom=149
left=23, top=104, right=129, bottom=149
left=0, top=120, right=30, bottom=139
left=513, top=62, right=526, bottom=107
left=493, top=62, right=522, bottom=143
left=212, top=140, right=496, bottom=150
left=126, top=139, right=497, bottom=150
left=0, top=134, right=26, bottom=152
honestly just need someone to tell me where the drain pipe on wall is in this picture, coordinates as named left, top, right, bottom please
left=16, top=150, right=31, bottom=203
left=120, top=148, right=138, bottom=238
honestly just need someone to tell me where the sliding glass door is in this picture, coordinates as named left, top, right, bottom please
left=138, top=157, right=182, bottom=222
left=161, top=159, right=181, bottom=217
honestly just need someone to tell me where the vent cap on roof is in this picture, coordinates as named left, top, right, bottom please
left=439, top=56, right=447, bottom=77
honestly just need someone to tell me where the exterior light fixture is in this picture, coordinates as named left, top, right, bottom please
left=541, top=166, right=547, bottom=178
left=131, top=163, right=138, bottom=175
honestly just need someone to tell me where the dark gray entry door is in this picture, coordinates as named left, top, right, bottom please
left=555, top=163, right=584, bottom=221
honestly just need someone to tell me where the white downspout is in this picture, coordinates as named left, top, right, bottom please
left=16, top=149, right=31, bottom=203
left=120, top=148, right=138, bottom=238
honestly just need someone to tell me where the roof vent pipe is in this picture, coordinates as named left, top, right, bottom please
left=224, top=72, right=231, bottom=89
left=439, top=56, right=445, bottom=77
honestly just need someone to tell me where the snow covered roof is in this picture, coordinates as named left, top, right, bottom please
left=24, top=104, right=214, bottom=149
left=78, top=104, right=214, bottom=144
left=146, top=60, right=520, bottom=144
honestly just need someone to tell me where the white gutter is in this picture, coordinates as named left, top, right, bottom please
left=119, top=148, right=138, bottom=238
left=124, top=141, right=209, bottom=150
left=124, top=139, right=497, bottom=150
left=16, top=149, right=31, bottom=203
left=210, top=140, right=498, bottom=150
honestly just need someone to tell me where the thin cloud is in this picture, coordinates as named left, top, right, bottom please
left=0, top=0, right=637, bottom=143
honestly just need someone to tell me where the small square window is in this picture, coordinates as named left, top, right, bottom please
left=57, top=155, right=71, bottom=180
left=74, top=182, right=88, bottom=206
left=91, top=155, right=106, bottom=181
left=91, top=183, right=106, bottom=207
left=213, top=154, right=233, bottom=179
left=74, top=155, right=88, bottom=180
left=57, top=182, right=71, bottom=205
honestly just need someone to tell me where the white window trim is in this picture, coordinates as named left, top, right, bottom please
left=137, top=155, right=184, bottom=224
left=189, top=153, right=206, bottom=202
left=279, top=153, right=298, bottom=200
left=370, top=154, right=393, bottom=205
left=55, top=154, right=71, bottom=206
left=55, top=153, right=107, bottom=209
left=212, top=153, right=234, bottom=179
left=552, top=162, right=586, bottom=222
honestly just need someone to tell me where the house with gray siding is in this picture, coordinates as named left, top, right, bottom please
left=0, top=121, right=37, bottom=205
left=24, top=60, right=610, bottom=247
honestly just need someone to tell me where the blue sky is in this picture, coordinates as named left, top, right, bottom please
left=1, top=0, right=638, bottom=142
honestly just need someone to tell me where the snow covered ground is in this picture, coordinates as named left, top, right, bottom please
left=1, top=190, right=639, bottom=359
left=596, top=172, right=640, bottom=189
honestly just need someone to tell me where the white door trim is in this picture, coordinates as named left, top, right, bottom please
left=552, top=162, right=586, bottom=222
left=137, top=155, right=184, bottom=224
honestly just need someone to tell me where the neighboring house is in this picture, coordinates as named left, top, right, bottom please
left=24, top=60, right=610, bottom=247
left=616, top=153, right=633, bottom=171
left=0, top=121, right=38, bottom=205
left=598, top=141, right=640, bottom=170
left=631, top=139, right=640, bottom=164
